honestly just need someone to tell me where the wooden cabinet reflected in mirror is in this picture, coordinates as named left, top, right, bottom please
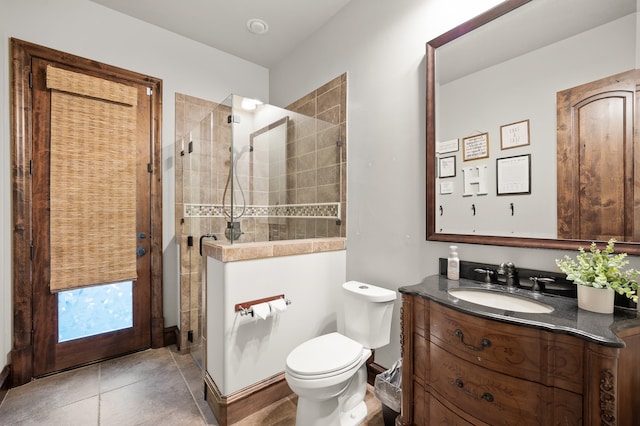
left=557, top=69, right=640, bottom=242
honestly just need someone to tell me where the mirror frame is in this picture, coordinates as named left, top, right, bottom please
left=425, top=0, right=640, bottom=255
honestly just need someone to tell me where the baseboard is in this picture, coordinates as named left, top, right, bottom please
left=204, top=372, right=293, bottom=426
left=163, top=325, right=179, bottom=348
left=0, top=365, right=11, bottom=402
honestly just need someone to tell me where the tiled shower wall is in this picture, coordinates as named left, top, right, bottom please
left=174, top=73, right=347, bottom=356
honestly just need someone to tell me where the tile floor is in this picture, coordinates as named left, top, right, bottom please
left=0, top=346, right=384, bottom=426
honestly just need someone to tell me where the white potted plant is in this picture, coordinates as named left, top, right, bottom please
left=556, top=239, right=639, bottom=313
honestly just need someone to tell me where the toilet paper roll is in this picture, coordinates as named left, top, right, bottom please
left=268, top=298, right=287, bottom=314
left=251, top=302, right=271, bottom=320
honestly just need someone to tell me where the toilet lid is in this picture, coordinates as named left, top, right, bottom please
left=286, top=332, right=364, bottom=376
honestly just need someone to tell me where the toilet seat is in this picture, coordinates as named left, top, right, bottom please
left=286, top=332, right=364, bottom=379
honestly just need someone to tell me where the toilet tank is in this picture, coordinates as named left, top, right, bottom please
left=342, top=281, right=397, bottom=349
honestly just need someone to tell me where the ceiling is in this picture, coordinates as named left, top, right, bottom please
left=89, top=0, right=353, bottom=68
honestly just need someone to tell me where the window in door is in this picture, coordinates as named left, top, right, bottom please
left=58, top=281, right=133, bottom=342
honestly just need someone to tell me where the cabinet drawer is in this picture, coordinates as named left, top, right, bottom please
left=429, top=343, right=581, bottom=425
left=430, top=303, right=544, bottom=382
left=428, top=394, right=478, bottom=425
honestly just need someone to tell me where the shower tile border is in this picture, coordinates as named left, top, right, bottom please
left=201, top=237, right=345, bottom=262
left=184, top=202, right=341, bottom=219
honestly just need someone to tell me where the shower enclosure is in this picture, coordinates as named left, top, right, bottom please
left=184, top=94, right=343, bottom=245
left=176, top=85, right=346, bottom=361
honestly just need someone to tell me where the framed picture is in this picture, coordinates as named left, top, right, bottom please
left=500, top=119, right=530, bottom=149
left=437, top=138, right=459, bottom=154
left=440, top=181, right=454, bottom=194
left=463, top=133, right=489, bottom=161
left=438, top=156, right=456, bottom=178
left=497, top=154, right=531, bottom=195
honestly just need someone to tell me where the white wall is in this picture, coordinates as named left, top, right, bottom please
left=206, top=250, right=346, bottom=395
left=270, top=0, right=640, bottom=368
left=0, top=0, right=269, bottom=369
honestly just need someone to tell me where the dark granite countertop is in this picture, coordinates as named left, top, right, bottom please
left=399, top=275, right=640, bottom=348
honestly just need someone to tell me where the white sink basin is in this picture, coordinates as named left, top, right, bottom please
left=448, top=289, right=554, bottom=313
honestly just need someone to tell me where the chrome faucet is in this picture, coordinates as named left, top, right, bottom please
left=529, top=276, right=555, bottom=292
left=498, top=262, right=519, bottom=288
left=474, top=267, right=497, bottom=283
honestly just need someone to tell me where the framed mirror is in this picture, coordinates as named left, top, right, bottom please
left=426, top=0, right=640, bottom=254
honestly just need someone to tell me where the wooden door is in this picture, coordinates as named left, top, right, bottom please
left=30, top=58, right=151, bottom=375
left=10, top=39, right=164, bottom=383
left=557, top=69, right=640, bottom=241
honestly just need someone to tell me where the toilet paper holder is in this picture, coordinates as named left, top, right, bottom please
left=235, top=294, right=292, bottom=317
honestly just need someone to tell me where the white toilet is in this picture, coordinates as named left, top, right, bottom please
left=285, top=281, right=397, bottom=426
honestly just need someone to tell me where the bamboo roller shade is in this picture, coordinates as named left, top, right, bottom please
left=47, top=65, right=138, bottom=292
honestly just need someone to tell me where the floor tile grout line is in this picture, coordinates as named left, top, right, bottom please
left=170, top=349, right=209, bottom=424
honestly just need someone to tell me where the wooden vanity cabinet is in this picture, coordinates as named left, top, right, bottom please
left=398, top=294, right=640, bottom=425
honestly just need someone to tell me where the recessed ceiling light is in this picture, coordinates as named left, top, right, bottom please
left=247, top=18, right=269, bottom=35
